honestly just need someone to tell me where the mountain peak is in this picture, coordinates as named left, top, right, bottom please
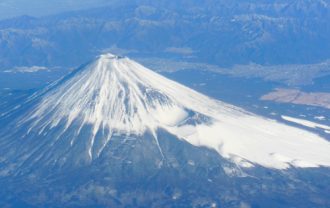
left=26, top=54, right=190, bottom=136
left=98, top=53, right=123, bottom=60
left=1, top=54, right=330, bottom=170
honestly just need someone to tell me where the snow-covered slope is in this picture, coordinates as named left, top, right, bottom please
left=1, top=53, right=330, bottom=171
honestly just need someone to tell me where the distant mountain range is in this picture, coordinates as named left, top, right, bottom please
left=0, top=0, right=330, bottom=70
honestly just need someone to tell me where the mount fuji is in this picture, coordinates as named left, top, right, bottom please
left=1, top=54, right=330, bottom=207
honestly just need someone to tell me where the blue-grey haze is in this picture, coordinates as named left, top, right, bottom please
left=1, top=1, right=330, bottom=208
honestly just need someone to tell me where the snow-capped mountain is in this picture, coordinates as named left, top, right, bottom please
left=1, top=53, right=330, bottom=177
left=1, top=54, right=330, bottom=207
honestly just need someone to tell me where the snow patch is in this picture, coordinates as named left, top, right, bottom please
left=4, top=66, right=48, bottom=73
left=314, top=116, right=326, bottom=121
left=282, top=115, right=330, bottom=130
